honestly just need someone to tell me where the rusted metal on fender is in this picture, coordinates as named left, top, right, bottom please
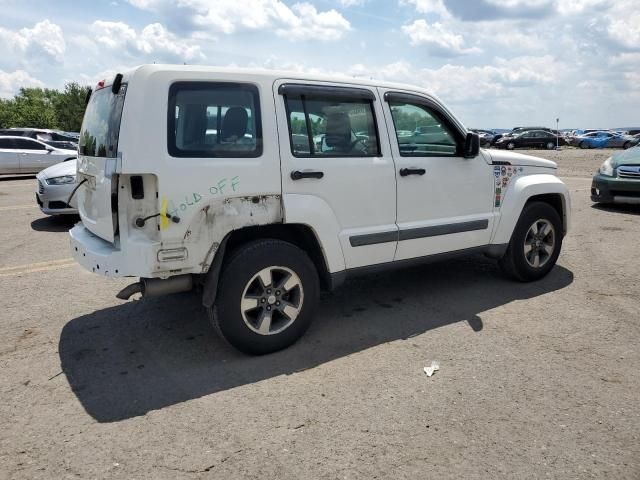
left=185, top=194, right=283, bottom=274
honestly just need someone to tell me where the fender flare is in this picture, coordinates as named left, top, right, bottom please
left=491, top=173, right=571, bottom=245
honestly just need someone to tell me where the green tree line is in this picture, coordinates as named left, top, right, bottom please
left=0, top=82, right=90, bottom=132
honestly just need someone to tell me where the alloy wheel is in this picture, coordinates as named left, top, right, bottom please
left=523, top=219, right=556, bottom=268
left=240, top=266, right=304, bottom=335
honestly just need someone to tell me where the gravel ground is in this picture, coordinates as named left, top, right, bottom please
left=0, top=148, right=638, bottom=479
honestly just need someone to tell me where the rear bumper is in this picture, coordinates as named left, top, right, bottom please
left=70, top=223, right=183, bottom=278
left=591, top=174, right=640, bottom=204
left=70, top=224, right=129, bottom=277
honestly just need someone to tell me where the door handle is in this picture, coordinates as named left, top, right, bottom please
left=399, top=167, right=426, bottom=177
left=291, top=170, right=324, bottom=180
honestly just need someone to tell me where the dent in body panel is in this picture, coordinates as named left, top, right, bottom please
left=164, top=195, right=283, bottom=274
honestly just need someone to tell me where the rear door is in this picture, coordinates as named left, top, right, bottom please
left=520, top=131, right=536, bottom=148
left=274, top=81, right=398, bottom=269
left=77, top=82, right=127, bottom=243
left=14, top=138, right=51, bottom=173
left=0, top=138, right=20, bottom=174
left=380, top=89, right=495, bottom=261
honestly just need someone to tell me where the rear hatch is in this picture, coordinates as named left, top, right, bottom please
left=77, top=79, right=127, bottom=243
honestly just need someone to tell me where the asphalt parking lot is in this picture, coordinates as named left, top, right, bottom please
left=1, top=149, right=638, bottom=479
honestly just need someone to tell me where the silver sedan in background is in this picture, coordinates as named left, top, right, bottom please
left=0, top=136, right=76, bottom=174
left=35, top=159, right=78, bottom=215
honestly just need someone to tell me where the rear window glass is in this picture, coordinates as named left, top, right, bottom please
left=79, top=84, right=126, bottom=158
left=168, top=82, right=262, bottom=158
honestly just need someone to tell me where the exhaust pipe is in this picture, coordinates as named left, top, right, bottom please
left=116, top=275, right=193, bottom=300
left=116, top=282, right=143, bottom=300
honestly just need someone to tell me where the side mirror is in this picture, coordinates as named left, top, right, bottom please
left=464, top=132, right=480, bottom=158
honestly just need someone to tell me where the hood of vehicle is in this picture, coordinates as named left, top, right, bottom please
left=611, top=146, right=640, bottom=167
left=487, top=149, right=557, bottom=169
left=37, top=159, right=77, bottom=180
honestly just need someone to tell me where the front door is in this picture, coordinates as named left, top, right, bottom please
left=274, top=81, right=398, bottom=270
left=380, top=89, right=495, bottom=261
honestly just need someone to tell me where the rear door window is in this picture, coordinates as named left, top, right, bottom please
left=168, top=82, right=262, bottom=158
left=0, top=138, right=15, bottom=149
left=14, top=138, right=46, bottom=150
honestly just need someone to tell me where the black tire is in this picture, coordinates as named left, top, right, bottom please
left=506, top=142, right=515, bottom=150
left=499, top=202, right=563, bottom=282
left=579, top=141, right=589, bottom=149
left=623, top=142, right=630, bottom=150
left=546, top=141, right=555, bottom=150
left=209, top=239, right=319, bottom=355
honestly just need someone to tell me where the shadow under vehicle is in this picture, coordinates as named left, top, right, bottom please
left=60, top=256, right=573, bottom=423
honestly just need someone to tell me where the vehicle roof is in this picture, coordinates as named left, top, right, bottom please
left=0, top=135, right=45, bottom=141
left=121, top=64, right=440, bottom=99
left=0, top=127, right=54, bottom=132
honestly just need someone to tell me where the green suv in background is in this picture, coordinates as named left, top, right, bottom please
left=592, top=146, right=640, bottom=205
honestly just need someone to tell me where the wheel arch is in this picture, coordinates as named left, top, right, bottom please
left=491, top=174, right=571, bottom=246
left=524, top=193, right=568, bottom=236
left=201, top=223, right=333, bottom=308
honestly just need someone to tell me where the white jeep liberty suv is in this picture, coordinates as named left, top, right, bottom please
left=70, top=65, right=571, bottom=354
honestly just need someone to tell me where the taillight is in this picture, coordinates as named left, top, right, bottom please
left=95, top=79, right=106, bottom=90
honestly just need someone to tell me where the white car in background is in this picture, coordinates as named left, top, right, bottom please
left=36, top=159, right=78, bottom=215
left=0, top=136, right=76, bottom=174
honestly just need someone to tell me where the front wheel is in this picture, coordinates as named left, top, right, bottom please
left=210, top=239, right=320, bottom=355
left=579, top=141, right=589, bottom=149
left=506, top=142, right=516, bottom=150
left=546, top=141, right=555, bottom=150
left=623, top=142, right=630, bottom=150
left=499, top=202, right=563, bottom=282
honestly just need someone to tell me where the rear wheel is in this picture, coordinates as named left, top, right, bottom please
left=546, top=141, right=555, bottom=150
left=499, top=202, right=563, bottom=282
left=210, top=239, right=319, bottom=355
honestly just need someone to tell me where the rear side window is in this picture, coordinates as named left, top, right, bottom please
left=283, top=90, right=380, bottom=157
left=14, top=138, right=46, bottom=150
left=0, top=138, right=14, bottom=149
left=168, top=82, right=262, bottom=158
left=79, top=84, right=127, bottom=158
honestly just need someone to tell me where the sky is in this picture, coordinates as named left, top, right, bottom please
left=0, top=0, right=638, bottom=129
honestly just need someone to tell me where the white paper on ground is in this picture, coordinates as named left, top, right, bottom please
left=423, top=360, right=440, bottom=377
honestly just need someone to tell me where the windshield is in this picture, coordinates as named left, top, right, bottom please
left=79, top=84, right=126, bottom=157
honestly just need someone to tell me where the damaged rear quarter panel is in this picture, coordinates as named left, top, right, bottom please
left=158, top=194, right=283, bottom=275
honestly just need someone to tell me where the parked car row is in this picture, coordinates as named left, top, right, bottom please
left=565, top=130, right=639, bottom=149
left=493, top=129, right=565, bottom=150
left=469, top=126, right=639, bottom=151
left=0, top=128, right=80, bottom=216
